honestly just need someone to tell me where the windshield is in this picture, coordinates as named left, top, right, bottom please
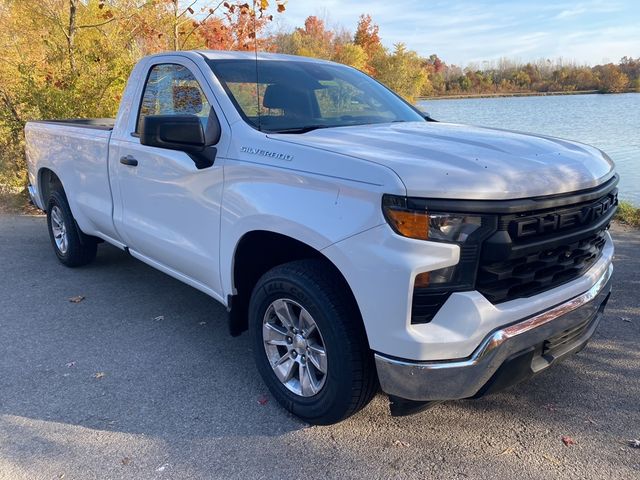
left=207, top=59, right=424, bottom=133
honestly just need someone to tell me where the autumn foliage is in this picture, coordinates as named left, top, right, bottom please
left=0, top=1, right=638, bottom=193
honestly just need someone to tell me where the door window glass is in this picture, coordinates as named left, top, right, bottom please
left=136, top=64, right=211, bottom=133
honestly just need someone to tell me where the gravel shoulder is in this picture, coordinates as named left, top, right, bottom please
left=0, top=215, right=638, bottom=480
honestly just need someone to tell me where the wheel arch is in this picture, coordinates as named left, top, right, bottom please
left=37, top=167, right=64, bottom=211
left=228, top=230, right=366, bottom=341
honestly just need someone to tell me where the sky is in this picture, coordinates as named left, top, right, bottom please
left=275, top=0, right=640, bottom=66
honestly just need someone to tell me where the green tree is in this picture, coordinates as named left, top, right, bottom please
left=332, top=43, right=367, bottom=70
left=373, top=43, right=428, bottom=101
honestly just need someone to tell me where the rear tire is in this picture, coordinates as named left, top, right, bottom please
left=46, top=189, right=97, bottom=267
left=249, top=259, right=377, bottom=425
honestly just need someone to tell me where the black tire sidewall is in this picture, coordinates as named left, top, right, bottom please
left=46, top=190, right=95, bottom=267
left=249, top=269, right=360, bottom=424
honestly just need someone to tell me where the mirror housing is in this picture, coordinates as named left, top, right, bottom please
left=140, top=115, right=217, bottom=169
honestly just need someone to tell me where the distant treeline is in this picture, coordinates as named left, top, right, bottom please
left=271, top=15, right=640, bottom=100
left=0, top=1, right=638, bottom=192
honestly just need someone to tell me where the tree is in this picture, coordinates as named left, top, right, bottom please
left=198, top=5, right=272, bottom=51
left=289, top=16, right=334, bottom=59
left=332, top=43, right=367, bottom=70
left=595, top=64, right=629, bottom=93
left=0, top=0, right=286, bottom=191
left=373, top=43, right=427, bottom=101
left=353, top=14, right=384, bottom=75
left=514, top=71, right=531, bottom=89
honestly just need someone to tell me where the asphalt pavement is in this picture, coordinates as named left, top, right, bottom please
left=0, top=214, right=638, bottom=480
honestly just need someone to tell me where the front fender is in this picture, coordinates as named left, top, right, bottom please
left=219, top=158, right=400, bottom=298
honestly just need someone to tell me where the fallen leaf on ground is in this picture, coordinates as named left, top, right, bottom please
left=393, top=439, right=410, bottom=447
left=154, top=315, right=164, bottom=321
left=257, top=395, right=269, bottom=405
left=561, top=435, right=576, bottom=446
left=93, top=372, right=106, bottom=379
left=121, top=457, right=131, bottom=466
left=69, top=295, right=85, bottom=303
left=66, top=361, right=76, bottom=368
left=628, top=439, right=640, bottom=448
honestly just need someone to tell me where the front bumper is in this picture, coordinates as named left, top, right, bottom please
left=375, top=264, right=612, bottom=401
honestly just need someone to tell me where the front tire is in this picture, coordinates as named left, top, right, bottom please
left=249, top=259, right=377, bottom=425
left=46, top=189, right=97, bottom=267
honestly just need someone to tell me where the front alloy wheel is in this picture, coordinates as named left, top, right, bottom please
left=263, top=298, right=328, bottom=397
left=249, top=259, right=377, bottom=425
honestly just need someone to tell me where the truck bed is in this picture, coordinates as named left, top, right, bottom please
left=25, top=118, right=115, bottom=238
left=30, top=118, right=115, bottom=131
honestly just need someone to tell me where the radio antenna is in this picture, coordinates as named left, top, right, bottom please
left=252, top=0, right=262, bottom=132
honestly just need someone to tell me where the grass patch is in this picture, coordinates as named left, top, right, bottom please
left=615, top=201, right=640, bottom=228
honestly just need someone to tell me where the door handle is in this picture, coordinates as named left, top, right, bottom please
left=120, top=155, right=138, bottom=167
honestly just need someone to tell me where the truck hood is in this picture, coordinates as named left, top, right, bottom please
left=271, top=121, right=615, bottom=199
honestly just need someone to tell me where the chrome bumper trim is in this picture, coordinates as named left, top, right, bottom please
left=375, top=264, right=613, bottom=401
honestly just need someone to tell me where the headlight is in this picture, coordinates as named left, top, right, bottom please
left=382, top=194, right=495, bottom=290
left=382, top=195, right=484, bottom=243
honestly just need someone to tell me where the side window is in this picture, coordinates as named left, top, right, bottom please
left=136, top=64, right=211, bottom=133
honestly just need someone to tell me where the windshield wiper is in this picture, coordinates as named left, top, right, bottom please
left=270, top=125, right=332, bottom=134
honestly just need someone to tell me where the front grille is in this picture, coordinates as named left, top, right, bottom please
left=476, top=186, right=617, bottom=304
left=477, top=229, right=608, bottom=303
left=409, top=179, right=617, bottom=323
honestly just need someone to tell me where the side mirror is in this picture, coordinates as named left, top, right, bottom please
left=140, top=115, right=216, bottom=169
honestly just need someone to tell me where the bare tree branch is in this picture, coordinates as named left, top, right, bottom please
left=176, top=0, right=199, bottom=20
left=76, top=17, right=118, bottom=30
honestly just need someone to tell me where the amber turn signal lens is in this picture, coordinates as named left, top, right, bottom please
left=384, top=208, right=429, bottom=240
left=414, top=272, right=430, bottom=288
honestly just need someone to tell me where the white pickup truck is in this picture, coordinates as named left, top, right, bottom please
left=25, top=51, right=618, bottom=424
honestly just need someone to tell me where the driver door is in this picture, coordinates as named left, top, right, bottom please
left=110, top=59, right=226, bottom=297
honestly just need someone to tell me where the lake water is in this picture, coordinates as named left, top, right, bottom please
left=418, top=93, right=640, bottom=204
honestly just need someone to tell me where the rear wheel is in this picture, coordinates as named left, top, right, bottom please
left=249, top=259, right=377, bottom=425
left=46, top=189, right=97, bottom=267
